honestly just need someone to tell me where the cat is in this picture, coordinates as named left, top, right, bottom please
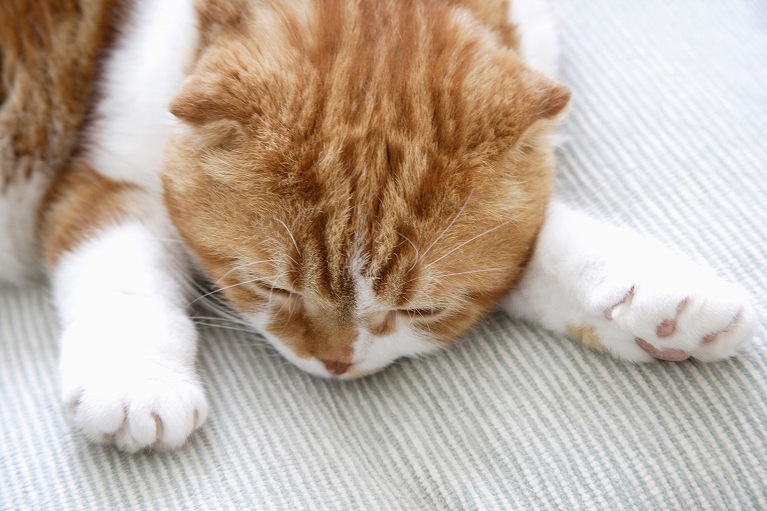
left=0, top=0, right=755, bottom=452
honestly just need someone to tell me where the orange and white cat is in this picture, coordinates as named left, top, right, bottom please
left=0, top=0, right=755, bottom=451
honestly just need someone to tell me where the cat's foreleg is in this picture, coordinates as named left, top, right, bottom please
left=42, top=168, right=207, bottom=451
left=501, top=200, right=756, bottom=362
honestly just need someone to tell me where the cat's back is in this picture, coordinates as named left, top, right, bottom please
left=0, top=0, right=195, bottom=282
left=0, top=0, right=123, bottom=282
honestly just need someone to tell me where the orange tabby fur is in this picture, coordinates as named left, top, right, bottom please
left=164, top=0, right=569, bottom=364
left=5, top=0, right=569, bottom=371
left=0, top=0, right=126, bottom=186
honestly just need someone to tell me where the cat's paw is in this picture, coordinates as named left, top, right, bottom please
left=63, top=363, right=208, bottom=452
left=59, top=319, right=208, bottom=452
left=574, top=259, right=757, bottom=363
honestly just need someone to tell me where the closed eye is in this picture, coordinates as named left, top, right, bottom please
left=250, top=281, right=296, bottom=299
left=399, top=307, right=445, bottom=319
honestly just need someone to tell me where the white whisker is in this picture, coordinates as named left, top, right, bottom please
left=267, top=272, right=289, bottom=307
left=397, top=231, right=421, bottom=273
left=419, top=188, right=474, bottom=262
left=214, top=259, right=284, bottom=287
left=193, top=322, right=261, bottom=335
left=274, top=216, right=302, bottom=257
left=425, top=218, right=516, bottom=269
left=188, top=275, right=278, bottom=307
left=408, top=267, right=507, bottom=283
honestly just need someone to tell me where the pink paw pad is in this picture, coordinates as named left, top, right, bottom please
left=635, top=338, right=690, bottom=361
left=655, top=298, right=689, bottom=338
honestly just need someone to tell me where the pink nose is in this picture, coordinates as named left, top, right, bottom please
left=320, top=359, right=352, bottom=375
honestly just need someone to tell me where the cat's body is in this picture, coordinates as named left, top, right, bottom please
left=0, top=0, right=756, bottom=451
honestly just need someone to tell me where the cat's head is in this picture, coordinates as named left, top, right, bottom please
left=162, top=0, right=569, bottom=378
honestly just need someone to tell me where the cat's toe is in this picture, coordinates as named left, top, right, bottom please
left=122, top=379, right=208, bottom=451
left=687, top=305, right=757, bottom=362
left=67, top=388, right=126, bottom=442
left=64, top=368, right=208, bottom=452
left=586, top=267, right=756, bottom=363
left=622, top=283, right=755, bottom=363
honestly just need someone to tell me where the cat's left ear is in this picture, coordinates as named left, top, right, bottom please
left=488, top=63, right=571, bottom=144
left=483, top=64, right=570, bottom=145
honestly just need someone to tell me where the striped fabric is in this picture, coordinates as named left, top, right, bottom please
left=2, top=0, right=766, bottom=509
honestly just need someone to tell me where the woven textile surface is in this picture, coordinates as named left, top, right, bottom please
left=2, top=0, right=766, bottom=509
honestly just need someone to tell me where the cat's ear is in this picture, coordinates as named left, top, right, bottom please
left=489, top=65, right=571, bottom=143
left=471, top=63, right=570, bottom=145
left=169, top=73, right=250, bottom=149
left=169, top=74, right=222, bottom=124
left=522, top=68, right=571, bottom=121
left=169, top=73, right=256, bottom=126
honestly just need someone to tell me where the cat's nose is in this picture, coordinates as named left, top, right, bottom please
left=320, top=359, right=352, bottom=375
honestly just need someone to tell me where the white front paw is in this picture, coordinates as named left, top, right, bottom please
left=60, top=318, right=208, bottom=452
left=581, top=260, right=756, bottom=363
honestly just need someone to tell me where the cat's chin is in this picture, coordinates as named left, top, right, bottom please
left=268, top=345, right=390, bottom=380
left=315, top=366, right=387, bottom=381
left=252, top=325, right=389, bottom=379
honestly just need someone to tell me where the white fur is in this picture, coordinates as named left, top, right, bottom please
left=509, top=0, right=562, bottom=78
left=45, top=0, right=206, bottom=451
left=501, top=200, right=757, bottom=362
left=86, top=0, right=197, bottom=193
left=351, top=255, right=442, bottom=375
left=351, top=252, right=378, bottom=315
left=352, top=323, right=440, bottom=375
left=0, top=171, right=50, bottom=284
left=53, top=221, right=207, bottom=451
left=351, top=266, right=441, bottom=374
left=0, top=0, right=196, bottom=285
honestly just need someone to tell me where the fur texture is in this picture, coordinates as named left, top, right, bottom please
left=0, top=0, right=125, bottom=281
left=0, top=0, right=755, bottom=451
left=163, top=0, right=569, bottom=376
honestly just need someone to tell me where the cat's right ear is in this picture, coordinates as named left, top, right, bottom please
left=169, top=71, right=258, bottom=127
left=169, top=73, right=249, bottom=149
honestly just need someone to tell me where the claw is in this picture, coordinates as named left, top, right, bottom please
left=605, top=286, right=635, bottom=320
left=68, top=392, right=84, bottom=417
left=151, top=413, right=164, bottom=443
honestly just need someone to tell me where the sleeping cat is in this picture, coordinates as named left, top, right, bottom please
left=0, top=0, right=755, bottom=451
